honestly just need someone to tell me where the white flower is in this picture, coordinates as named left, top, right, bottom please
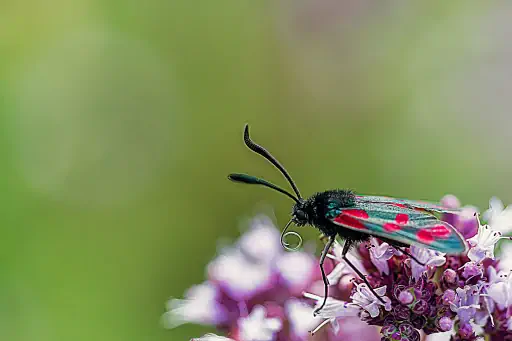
left=238, top=215, right=282, bottom=264
left=487, top=266, right=510, bottom=285
left=276, top=252, right=316, bottom=292
left=498, top=243, right=512, bottom=272
left=208, top=248, right=272, bottom=301
left=325, top=240, right=359, bottom=285
left=163, top=282, right=226, bottom=328
left=487, top=271, right=512, bottom=310
left=191, top=334, right=234, bottom=341
left=483, top=197, right=512, bottom=234
left=368, top=238, right=397, bottom=276
left=303, top=292, right=360, bottom=334
left=410, top=245, right=446, bottom=280
left=285, top=299, right=323, bottom=338
left=467, top=214, right=511, bottom=263
left=350, top=283, right=392, bottom=318
left=238, top=305, right=282, bottom=341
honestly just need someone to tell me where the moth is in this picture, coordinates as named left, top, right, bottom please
left=228, top=125, right=465, bottom=314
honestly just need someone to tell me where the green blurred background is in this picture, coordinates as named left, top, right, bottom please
left=1, top=1, right=512, bottom=340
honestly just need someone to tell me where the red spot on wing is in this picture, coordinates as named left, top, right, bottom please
left=342, top=209, right=369, bottom=219
left=430, top=225, right=451, bottom=237
left=391, top=203, right=407, bottom=208
left=383, top=223, right=401, bottom=232
left=416, top=225, right=451, bottom=244
left=334, top=214, right=366, bottom=230
left=417, top=230, right=434, bottom=244
left=395, top=213, right=409, bottom=224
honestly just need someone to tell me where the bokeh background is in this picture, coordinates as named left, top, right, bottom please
left=1, top=1, right=512, bottom=340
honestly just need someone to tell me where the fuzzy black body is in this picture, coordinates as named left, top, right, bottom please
left=292, top=189, right=371, bottom=243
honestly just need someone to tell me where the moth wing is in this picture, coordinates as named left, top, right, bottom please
left=328, top=202, right=466, bottom=253
left=356, top=194, right=459, bottom=214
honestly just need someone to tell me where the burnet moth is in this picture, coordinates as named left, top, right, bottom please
left=228, top=125, right=465, bottom=315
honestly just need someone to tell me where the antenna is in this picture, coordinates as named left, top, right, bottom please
left=243, top=124, right=302, bottom=199
left=228, top=173, right=299, bottom=203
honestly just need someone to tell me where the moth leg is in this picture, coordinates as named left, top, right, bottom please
left=313, top=234, right=336, bottom=316
left=342, top=239, right=386, bottom=304
left=397, top=247, right=426, bottom=266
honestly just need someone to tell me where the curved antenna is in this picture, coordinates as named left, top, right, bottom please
left=228, top=173, right=299, bottom=203
left=243, top=124, right=302, bottom=199
left=280, top=219, right=303, bottom=251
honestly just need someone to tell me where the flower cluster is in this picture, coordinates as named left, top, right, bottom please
left=164, top=215, right=380, bottom=341
left=165, top=197, right=512, bottom=341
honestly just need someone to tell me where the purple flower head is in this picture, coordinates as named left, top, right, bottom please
left=450, top=285, right=481, bottom=324
left=170, top=195, right=512, bottom=341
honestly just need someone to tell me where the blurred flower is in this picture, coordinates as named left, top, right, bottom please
left=165, top=216, right=378, bottom=341
left=483, top=197, right=512, bottom=234
left=285, top=299, right=322, bottom=339
left=409, top=245, right=446, bottom=280
left=192, top=334, right=234, bottom=341
left=238, top=305, right=282, bottom=341
left=163, top=282, right=227, bottom=328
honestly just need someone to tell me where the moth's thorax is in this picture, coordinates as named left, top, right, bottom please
left=292, top=189, right=356, bottom=229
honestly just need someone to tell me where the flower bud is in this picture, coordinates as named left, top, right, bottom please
left=398, top=290, right=414, bottom=305
left=412, top=299, right=428, bottom=314
left=442, top=269, right=457, bottom=284
left=438, top=316, right=453, bottom=331
left=458, top=322, right=473, bottom=338
left=461, top=262, right=481, bottom=279
left=393, top=305, right=410, bottom=321
left=442, top=289, right=456, bottom=305
left=398, top=322, right=414, bottom=336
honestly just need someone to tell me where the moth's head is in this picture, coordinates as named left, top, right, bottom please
left=292, top=200, right=309, bottom=226
left=228, top=124, right=307, bottom=249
